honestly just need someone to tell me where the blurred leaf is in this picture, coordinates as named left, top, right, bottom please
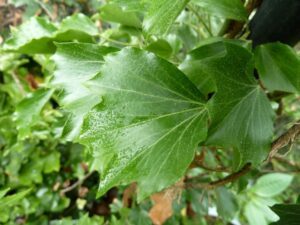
left=271, top=204, right=300, bottom=225
left=149, top=192, right=174, bottom=225
left=145, top=39, right=173, bottom=58
left=0, top=189, right=31, bottom=208
left=0, top=188, right=10, bottom=199
left=216, top=187, right=238, bottom=221
left=144, top=0, right=189, bottom=35
left=15, top=88, right=54, bottom=139
left=255, top=42, right=300, bottom=93
left=251, top=173, right=293, bottom=197
left=4, top=14, right=99, bottom=54
left=192, top=0, right=248, bottom=21
left=4, top=17, right=57, bottom=54
left=100, top=3, right=142, bottom=28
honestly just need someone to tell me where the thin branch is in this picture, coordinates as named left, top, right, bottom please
left=60, top=172, right=93, bottom=195
left=187, top=163, right=252, bottom=190
left=268, top=120, right=300, bottom=160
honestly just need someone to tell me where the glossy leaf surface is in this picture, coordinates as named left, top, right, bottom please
left=80, top=48, right=208, bottom=200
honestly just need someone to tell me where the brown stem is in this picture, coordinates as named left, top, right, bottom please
left=60, top=172, right=93, bottom=195
left=268, top=120, right=300, bottom=160
left=188, top=163, right=252, bottom=190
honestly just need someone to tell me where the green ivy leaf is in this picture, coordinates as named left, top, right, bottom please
left=100, top=3, right=142, bottom=28
left=255, top=42, right=300, bottom=93
left=4, top=14, right=99, bottom=54
left=0, top=188, right=10, bottom=199
left=51, top=42, right=117, bottom=140
left=245, top=200, right=279, bottom=225
left=192, top=0, right=248, bottom=21
left=216, top=187, right=238, bottom=221
left=251, top=173, right=293, bottom=197
left=4, top=17, right=57, bottom=54
left=15, top=88, right=54, bottom=139
left=80, top=47, right=208, bottom=200
left=110, top=0, right=147, bottom=11
left=143, top=0, right=189, bottom=35
left=145, top=39, right=173, bottom=59
left=201, top=42, right=274, bottom=167
left=271, top=204, right=300, bottom=225
left=0, top=189, right=31, bottom=208
left=180, top=39, right=226, bottom=96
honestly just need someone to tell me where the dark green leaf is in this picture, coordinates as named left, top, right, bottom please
left=255, top=42, right=300, bottom=93
left=216, top=187, right=238, bottom=221
left=80, top=47, right=208, bottom=200
left=271, top=204, right=300, bottom=225
left=202, top=42, right=274, bottom=167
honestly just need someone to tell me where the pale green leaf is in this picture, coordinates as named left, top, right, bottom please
left=0, top=189, right=31, bottom=208
left=80, top=47, right=208, bottom=200
left=4, top=14, right=99, bottom=54
left=100, top=3, right=142, bottom=28
left=15, top=88, right=54, bottom=139
left=110, top=0, right=147, bottom=11
left=51, top=42, right=118, bottom=140
left=192, top=0, right=248, bottom=21
left=4, top=17, right=57, bottom=54
left=202, top=42, right=274, bottom=167
left=0, top=188, right=10, bottom=199
left=255, top=42, right=300, bottom=93
left=252, top=173, right=293, bottom=197
left=143, top=0, right=189, bottom=35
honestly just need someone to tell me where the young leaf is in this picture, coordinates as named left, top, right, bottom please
left=51, top=42, right=118, bottom=140
left=143, top=0, right=189, bottom=35
left=0, top=188, right=10, bottom=199
left=100, top=3, right=142, bottom=28
left=0, top=189, right=31, bottom=208
left=201, top=42, right=274, bottom=167
left=15, top=88, right=54, bottom=139
left=80, top=48, right=208, bottom=200
left=251, top=173, right=293, bottom=197
left=4, top=17, right=57, bottom=54
left=192, top=0, right=248, bottom=21
left=255, top=42, right=300, bottom=93
left=271, top=204, right=300, bottom=225
left=4, top=14, right=99, bottom=54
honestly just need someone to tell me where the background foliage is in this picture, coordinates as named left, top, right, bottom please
left=0, top=0, right=300, bottom=224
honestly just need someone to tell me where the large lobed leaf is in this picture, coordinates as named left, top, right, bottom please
left=79, top=47, right=208, bottom=200
left=185, top=41, right=274, bottom=167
